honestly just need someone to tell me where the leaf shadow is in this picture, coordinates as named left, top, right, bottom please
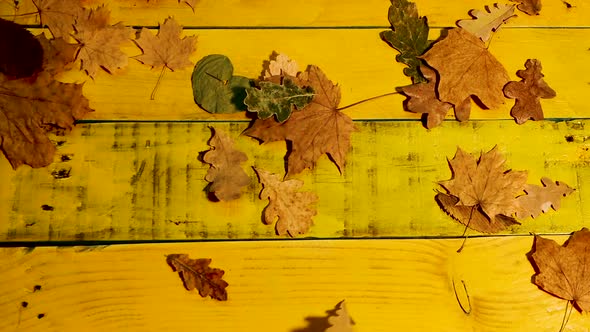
left=258, top=50, right=279, bottom=81
left=290, top=300, right=344, bottom=332
left=198, top=126, right=220, bottom=202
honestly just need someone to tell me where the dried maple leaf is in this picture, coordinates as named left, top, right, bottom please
left=326, top=301, right=354, bottom=332
left=166, top=254, right=228, bottom=301
left=202, top=128, right=250, bottom=201
left=457, top=3, right=516, bottom=42
left=36, top=34, right=77, bottom=75
left=530, top=228, right=590, bottom=312
left=254, top=168, right=318, bottom=237
left=437, top=146, right=527, bottom=233
left=514, top=177, right=574, bottom=219
left=503, top=59, right=556, bottom=124
left=380, top=0, right=430, bottom=83
left=244, top=65, right=355, bottom=176
left=0, top=72, right=93, bottom=169
left=398, top=66, right=452, bottom=128
left=72, top=6, right=134, bottom=77
left=263, top=53, right=299, bottom=80
left=421, top=28, right=510, bottom=114
left=32, top=0, right=84, bottom=38
left=511, top=0, right=542, bottom=15
left=244, top=78, right=314, bottom=122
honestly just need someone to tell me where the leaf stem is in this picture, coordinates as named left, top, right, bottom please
left=558, top=300, right=573, bottom=332
left=457, top=205, right=476, bottom=253
left=150, top=66, right=167, bottom=100
left=335, top=91, right=399, bottom=112
left=0, top=12, right=38, bottom=18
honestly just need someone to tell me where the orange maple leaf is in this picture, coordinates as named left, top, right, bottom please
left=166, top=254, right=228, bottom=301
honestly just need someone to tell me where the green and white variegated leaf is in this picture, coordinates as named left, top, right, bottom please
left=244, top=78, right=314, bottom=123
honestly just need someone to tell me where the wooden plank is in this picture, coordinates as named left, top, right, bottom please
left=1, top=120, right=588, bottom=242
left=39, top=28, right=589, bottom=121
left=2, top=0, right=588, bottom=28
left=0, top=236, right=588, bottom=331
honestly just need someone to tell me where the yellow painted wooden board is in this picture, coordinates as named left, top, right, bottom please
left=1, top=120, right=588, bottom=241
left=2, top=0, right=588, bottom=27
left=0, top=237, right=589, bottom=331
left=23, top=28, right=583, bottom=121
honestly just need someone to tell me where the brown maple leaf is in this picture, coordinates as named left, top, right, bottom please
left=326, top=300, right=354, bottom=332
left=244, top=65, right=355, bottom=176
left=457, top=3, right=516, bottom=42
left=36, top=34, right=77, bottom=75
left=0, top=72, right=93, bottom=169
left=254, top=168, right=318, bottom=237
left=421, top=28, right=509, bottom=115
left=399, top=65, right=452, bottom=128
left=166, top=254, right=228, bottom=301
left=437, top=146, right=527, bottom=233
left=511, top=0, right=542, bottom=15
left=530, top=228, right=590, bottom=312
left=503, top=59, right=556, bottom=124
left=202, top=128, right=250, bottom=201
left=72, top=6, right=134, bottom=77
left=514, top=177, right=574, bottom=219
left=32, top=0, right=84, bottom=38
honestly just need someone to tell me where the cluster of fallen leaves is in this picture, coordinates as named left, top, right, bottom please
left=382, top=0, right=556, bottom=128
left=0, top=0, right=197, bottom=169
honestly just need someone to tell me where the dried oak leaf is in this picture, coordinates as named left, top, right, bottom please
left=514, top=177, right=574, bottom=219
left=0, top=18, right=43, bottom=78
left=422, top=28, right=510, bottom=118
left=530, top=228, right=590, bottom=312
left=380, top=0, right=430, bottom=83
left=457, top=3, right=516, bottom=42
left=511, top=0, right=542, bottom=15
left=244, top=65, right=355, bottom=176
left=244, top=78, right=314, bottom=123
left=326, top=301, right=354, bottom=332
left=398, top=65, right=452, bottom=128
left=436, top=146, right=527, bottom=233
left=166, top=254, right=228, bottom=301
left=254, top=168, right=318, bottom=237
left=0, top=72, right=93, bottom=169
left=72, top=6, right=134, bottom=77
left=503, top=59, right=556, bottom=124
left=202, top=128, right=250, bottom=201
left=32, top=0, right=84, bottom=38
left=36, top=34, right=77, bottom=75
left=263, top=53, right=299, bottom=80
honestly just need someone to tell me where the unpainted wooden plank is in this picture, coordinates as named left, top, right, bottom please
left=0, top=120, right=588, bottom=241
left=0, top=236, right=588, bottom=331
left=1, top=0, right=587, bottom=27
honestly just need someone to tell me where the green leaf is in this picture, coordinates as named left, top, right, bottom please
left=191, top=54, right=252, bottom=114
left=244, top=79, right=314, bottom=123
left=380, top=0, right=430, bottom=83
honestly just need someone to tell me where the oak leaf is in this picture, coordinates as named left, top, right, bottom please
left=421, top=28, right=509, bottom=115
left=326, top=301, right=354, bottom=332
left=457, top=3, right=516, bottom=42
left=32, top=0, right=84, bottom=38
left=514, top=177, right=574, bottom=219
left=503, top=59, right=556, bottom=124
left=437, top=146, right=527, bottom=233
left=0, top=18, right=43, bottom=78
left=511, top=0, right=542, bottom=15
left=254, top=168, right=318, bottom=237
left=244, top=78, right=314, bottom=122
left=398, top=66, right=452, bottom=128
left=72, top=6, right=134, bottom=77
left=244, top=65, right=355, bottom=176
left=263, top=53, right=299, bottom=80
left=530, top=228, right=590, bottom=312
left=202, top=128, right=250, bottom=201
left=380, top=0, right=430, bottom=83
left=166, top=254, right=228, bottom=301
left=0, top=72, right=93, bottom=169
left=36, top=34, right=77, bottom=75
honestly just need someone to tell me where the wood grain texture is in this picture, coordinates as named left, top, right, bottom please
left=1, top=120, right=588, bottom=242
left=0, top=237, right=589, bottom=332
left=2, top=0, right=588, bottom=27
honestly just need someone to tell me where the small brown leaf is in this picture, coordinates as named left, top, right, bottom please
left=511, top=0, right=542, bottom=15
left=203, top=128, right=250, bottom=201
left=32, top=0, right=84, bottom=38
left=263, top=53, right=299, bottom=80
left=326, top=300, right=354, bottom=332
left=166, top=254, right=228, bottom=301
left=254, top=168, right=318, bottom=237
left=503, top=59, right=556, bottom=124
left=36, top=34, right=77, bottom=75
left=514, top=177, right=574, bottom=219
left=457, top=3, right=516, bottom=42
left=530, top=228, right=590, bottom=312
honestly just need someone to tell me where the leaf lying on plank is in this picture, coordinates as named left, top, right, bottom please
left=192, top=54, right=251, bottom=114
left=380, top=0, right=430, bottom=83
left=32, top=0, right=84, bottom=38
left=504, top=59, right=556, bottom=124
left=511, top=0, right=542, bottom=15
left=254, top=168, right=318, bottom=237
left=326, top=301, right=355, bottom=332
left=202, top=128, right=250, bottom=201
left=36, top=34, right=77, bottom=75
left=514, top=177, right=574, bottom=219
left=263, top=53, right=299, bottom=80
left=0, top=18, right=43, bottom=78
left=457, top=3, right=516, bottom=42
left=166, top=254, right=228, bottom=301
left=245, top=78, right=314, bottom=122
